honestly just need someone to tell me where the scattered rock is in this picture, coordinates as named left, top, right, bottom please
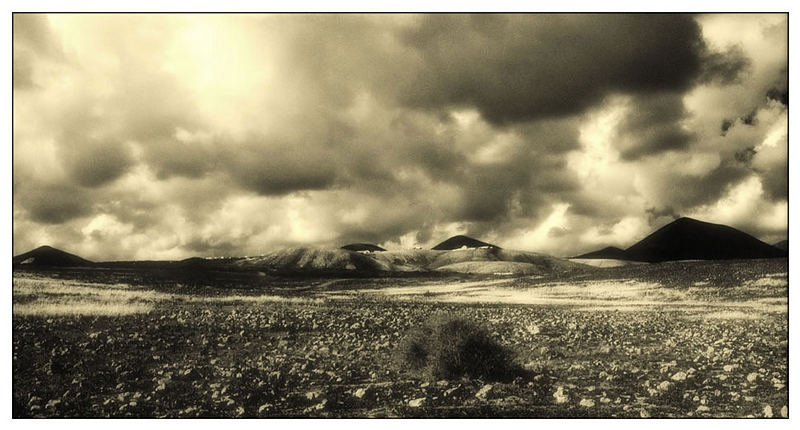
left=723, top=364, right=738, bottom=372
left=746, top=373, right=760, bottom=383
left=696, top=405, right=710, bottom=413
left=657, top=381, right=673, bottom=391
left=671, top=371, right=688, bottom=381
left=763, top=405, right=773, bottom=418
left=305, top=390, right=324, bottom=401
left=579, top=398, right=595, bottom=408
left=258, top=403, right=272, bottom=414
left=182, top=368, right=201, bottom=379
left=443, top=385, right=464, bottom=399
left=780, top=405, right=788, bottom=418
left=475, top=384, right=494, bottom=400
left=640, top=409, right=651, bottom=418
left=303, top=399, right=327, bottom=413
left=353, top=388, right=368, bottom=399
left=408, top=398, right=426, bottom=408
left=553, top=386, right=568, bottom=404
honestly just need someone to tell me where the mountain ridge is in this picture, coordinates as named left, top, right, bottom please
left=13, top=245, right=93, bottom=268
left=431, top=235, right=500, bottom=250
left=577, top=217, right=786, bottom=262
left=341, top=243, right=387, bottom=252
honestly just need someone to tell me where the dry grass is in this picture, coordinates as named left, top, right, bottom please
left=13, top=302, right=154, bottom=317
left=202, top=295, right=324, bottom=305
left=13, top=275, right=322, bottom=317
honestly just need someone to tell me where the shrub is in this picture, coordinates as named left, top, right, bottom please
left=394, top=315, right=523, bottom=381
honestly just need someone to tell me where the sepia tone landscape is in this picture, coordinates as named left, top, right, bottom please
left=12, top=13, right=788, bottom=419
left=12, top=217, right=788, bottom=418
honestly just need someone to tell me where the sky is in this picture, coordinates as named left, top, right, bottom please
left=12, top=13, right=788, bottom=260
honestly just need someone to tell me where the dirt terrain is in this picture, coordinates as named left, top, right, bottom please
left=12, top=258, right=788, bottom=418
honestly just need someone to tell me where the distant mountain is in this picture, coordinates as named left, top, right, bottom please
left=13, top=246, right=93, bottom=268
left=627, top=217, right=785, bottom=262
left=577, top=217, right=786, bottom=263
left=432, top=235, right=500, bottom=251
left=773, top=240, right=788, bottom=252
left=341, top=243, right=386, bottom=252
left=11, top=242, right=583, bottom=276
left=234, top=247, right=392, bottom=272
left=573, top=246, right=630, bottom=260
left=367, top=247, right=586, bottom=274
left=229, top=244, right=585, bottom=275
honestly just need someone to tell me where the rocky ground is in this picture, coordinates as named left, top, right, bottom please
left=12, top=259, right=788, bottom=418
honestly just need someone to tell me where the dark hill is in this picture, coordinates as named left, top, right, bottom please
left=573, top=246, right=630, bottom=260
left=13, top=245, right=93, bottom=268
left=432, top=235, right=500, bottom=251
left=341, top=243, right=386, bottom=252
left=773, top=240, right=788, bottom=252
left=624, top=217, right=786, bottom=262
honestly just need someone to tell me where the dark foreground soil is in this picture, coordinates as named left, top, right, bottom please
left=12, top=260, right=788, bottom=418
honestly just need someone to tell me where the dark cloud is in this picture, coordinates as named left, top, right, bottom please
left=448, top=129, right=581, bottom=224
left=698, top=44, right=750, bottom=85
left=58, top=137, right=135, bottom=187
left=759, top=164, right=788, bottom=201
left=720, top=118, right=734, bottom=136
left=766, top=86, right=788, bottom=106
left=659, top=162, right=751, bottom=210
left=221, top=140, right=339, bottom=196
left=456, top=166, right=529, bottom=222
left=750, top=142, right=788, bottom=202
left=145, top=142, right=219, bottom=180
left=734, top=146, right=757, bottom=164
left=740, top=110, right=757, bottom=126
left=16, top=183, right=93, bottom=224
left=615, top=92, right=695, bottom=160
left=515, top=118, right=582, bottom=154
left=386, top=114, right=467, bottom=180
left=396, top=14, right=738, bottom=125
left=721, top=109, right=758, bottom=136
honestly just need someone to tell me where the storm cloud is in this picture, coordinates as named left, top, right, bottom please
left=396, top=14, right=746, bottom=125
left=12, top=13, right=788, bottom=260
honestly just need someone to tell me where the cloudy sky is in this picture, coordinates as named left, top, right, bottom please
left=13, top=13, right=787, bottom=260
